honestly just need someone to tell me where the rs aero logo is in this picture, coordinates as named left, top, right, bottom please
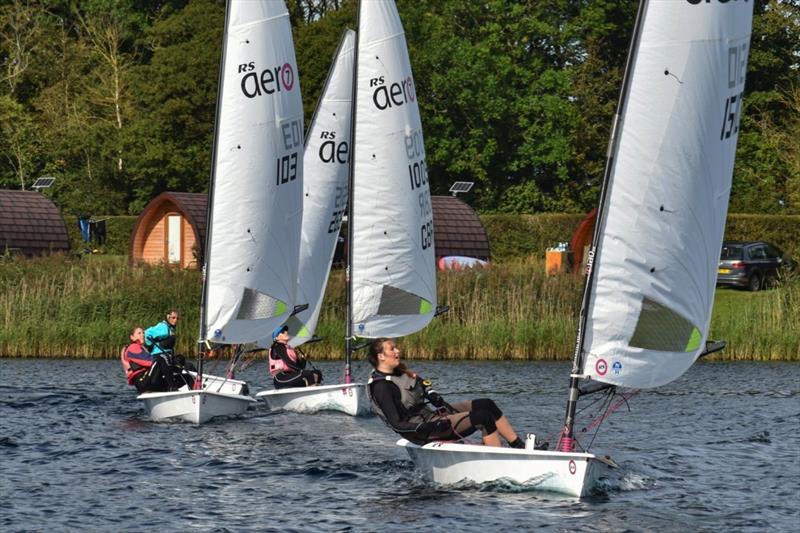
left=370, top=75, right=416, bottom=110
left=239, top=61, right=295, bottom=98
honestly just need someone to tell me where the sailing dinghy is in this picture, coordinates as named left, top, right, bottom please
left=256, top=30, right=367, bottom=416
left=259, top=0, right=440, bottom=415
left=140, top=0, right=305, bottom=424
left=400, top=0, right=754, bottom=497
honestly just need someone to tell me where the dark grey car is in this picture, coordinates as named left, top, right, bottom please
left=716, top=241, right=794, bottom=291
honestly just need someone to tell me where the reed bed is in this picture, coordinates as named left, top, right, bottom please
left=0, top=254, right=797, bottom=360
left=0, top=255, right=201, bottom=358
left=708, top=276, right=800, bottom=361
left=310, top=256, right=582, bottom=361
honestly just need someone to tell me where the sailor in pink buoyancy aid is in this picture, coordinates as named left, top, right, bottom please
left=120, top=326, right=170, bottom=393
left=268, top=325, right=323, bottom=389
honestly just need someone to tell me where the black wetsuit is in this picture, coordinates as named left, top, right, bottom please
left=369, top=369, right=507, bottom=445
left=270, top=342, right=322, bottom=389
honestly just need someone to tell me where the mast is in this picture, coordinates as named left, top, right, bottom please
left=344, top=0, right=362, bottom=384
left=558, top=0, right=648, bottom=452
left=197, top=0, right=232, bottom=382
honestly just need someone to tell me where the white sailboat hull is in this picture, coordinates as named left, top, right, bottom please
left=256, top=383, right=368, bottom=416
left=190, top=372, right=247, bottom=395
left=399, top=439, right=609, bottom=498
left=138, top=390, right=257, bottom=424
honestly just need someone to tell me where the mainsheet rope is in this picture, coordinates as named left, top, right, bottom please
left=560, top=387, right=640, bottom=452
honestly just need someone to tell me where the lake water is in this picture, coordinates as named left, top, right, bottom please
left=1, top=359, right=798, bottom=532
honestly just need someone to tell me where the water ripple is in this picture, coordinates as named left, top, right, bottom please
left=0, top=359, right=798, bottom=532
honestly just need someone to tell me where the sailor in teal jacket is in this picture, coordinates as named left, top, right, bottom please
left=145, top=310, right=179, bottom=358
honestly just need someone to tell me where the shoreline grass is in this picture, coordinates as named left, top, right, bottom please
left=0, top=254, right=797, bottom=361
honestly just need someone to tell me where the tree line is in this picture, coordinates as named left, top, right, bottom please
left=0, top=0, right=797, bottom=216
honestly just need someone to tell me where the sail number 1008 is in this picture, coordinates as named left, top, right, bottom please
left=276, top=152, right=298, bottom=185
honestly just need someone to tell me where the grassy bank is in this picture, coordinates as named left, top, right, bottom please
left=0, top=255, right=797, bottom=360
left=0, top=255, right=201, bottom=358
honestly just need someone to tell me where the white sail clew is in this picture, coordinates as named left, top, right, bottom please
left=287, top=30, right=355, bottom=347
left=351, top=0, right=437, bottom=339
left=205, top=0, right=304, bottom=344
left=581, top=0, right=753, bottom=388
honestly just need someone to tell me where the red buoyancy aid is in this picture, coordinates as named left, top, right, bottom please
left=269, top=344, right=299, bottom=376
left=122, top=343, right=154, bottom=385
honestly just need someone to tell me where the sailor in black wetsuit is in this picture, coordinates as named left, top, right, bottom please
left=366, top=338, right=527, bottom=448
left=268, top=325, right=323, bottom=389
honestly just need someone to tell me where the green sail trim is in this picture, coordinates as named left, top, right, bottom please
left=236, top=288, right=288, bottom=320
left=685, top=327, right=702, bottom=352
left=419, top=300, right=433, bottom=314
left=629, top=296, right=703, bottom=353
left=377, top=285, right=434, bottom=316
left=284, top=315, right=308, bottom=338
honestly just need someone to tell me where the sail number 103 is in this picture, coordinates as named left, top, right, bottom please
left=276, top=152, right=298, bottom=185
left=277, top=118, right=302, bottom=186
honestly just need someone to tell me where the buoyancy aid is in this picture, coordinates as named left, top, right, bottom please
left=367, top=371, right=429, bottom=425
left=122, top=343, right=154, bottom=385
left=269, top=343, right=299, bottom=376
left=120, top=348, right=131, bottom=375
left=145, top=321, right=176, bottom=356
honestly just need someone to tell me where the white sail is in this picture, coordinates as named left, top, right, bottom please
left=581, top=0, right=753, bottom=388
left=204, top=0, right=304, bottom=344
left=351, top=0, right=437, bottom=338
left=287, top=30, right=355, bottom=347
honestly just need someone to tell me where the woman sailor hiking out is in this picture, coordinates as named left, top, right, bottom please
left=367, top=338, right=542, bottom=448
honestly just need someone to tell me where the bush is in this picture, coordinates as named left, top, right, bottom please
left=480, top=213, right=800, bottom=262
left=724, top=214, right=800, bottom=258
left=480, top=213, right=584, bottom=261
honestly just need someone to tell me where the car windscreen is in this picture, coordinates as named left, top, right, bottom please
left=720, top=246, right=743, bottom=260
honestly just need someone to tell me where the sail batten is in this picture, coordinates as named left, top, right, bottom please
left=203, top=0, right=304, bottom=345
left=578, top=0, right=753, bottom=389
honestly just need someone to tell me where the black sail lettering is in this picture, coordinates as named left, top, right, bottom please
left=241, top=72, right=261, bottom=98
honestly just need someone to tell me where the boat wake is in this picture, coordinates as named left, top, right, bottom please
left=601, top=468, right=655, bottom=493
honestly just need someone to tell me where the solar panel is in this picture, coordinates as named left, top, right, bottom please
left=32, top=177, right=55, bottom=190
left=448, top=181, right=474, bottom=195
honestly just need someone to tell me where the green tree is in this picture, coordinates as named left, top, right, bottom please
left=397, top=0, right=587, bottom=212
left=27, top=1, right=146, bottom=214
left=293, top=0, right=356, bottom=125
left=563, top=0, right=637, bottom=211
left=124, top=0, right=222, bottom=213
left=730, top=0, right=799, bottom=214
left=0, top=0, right=794, bottom=217
left=0, top=94, right=37, bottom=189
left=0, top=0, right=51, bottom=189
